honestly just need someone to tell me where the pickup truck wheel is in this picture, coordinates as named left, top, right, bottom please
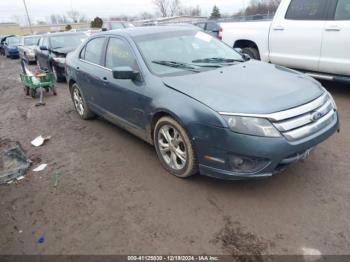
left=242, top=47, right=260, bottom=60
left=154, top=116, right=198, bottom=178
left=71, top=83, right=95, bottom=120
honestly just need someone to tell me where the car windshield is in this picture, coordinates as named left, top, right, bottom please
left=134, top=30, right=243, bottom=76
left=111, top=22, right=124, bottom=29
left=7, top=37, right=20, bottom=46
left=50, top=33, right=87, bottom=49
left=24, top=36, right=40, bottom=46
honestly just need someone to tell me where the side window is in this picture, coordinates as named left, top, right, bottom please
left=84, top=37, right=105, bottom=65
left=285, top=0, right=327, bottom=20
left=334, top=0, right=350, bottom=20
left=105, top=38, right=137, bottom=70
left=38, top=37, right=43, bottom=46
left=206, top=22, right=219, bottom=31
left=195, top=22, right=205, bottom=30
left=42, top=37, right=49, bottom=48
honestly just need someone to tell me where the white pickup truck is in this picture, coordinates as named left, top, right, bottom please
left=220, top=0, right=350, bottom=82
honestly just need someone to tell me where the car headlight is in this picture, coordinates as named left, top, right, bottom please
left=221, top=115, right=281, bottom=137
left=327, top=92, right=337, bottom=111
left=53, top=57, right=66, bottom=64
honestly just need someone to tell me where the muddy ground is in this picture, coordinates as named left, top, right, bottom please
left=0, top=56, right=349, bottom=255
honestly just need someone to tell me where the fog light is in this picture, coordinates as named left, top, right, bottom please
left=228, top=154, right=269, bottom=173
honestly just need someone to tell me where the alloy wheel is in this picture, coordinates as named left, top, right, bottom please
left=73, top=88, right=84, bottom=116
left=157, top=124, right=187, bottom=170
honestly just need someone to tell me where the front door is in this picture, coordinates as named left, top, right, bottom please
left=100, top=37, right=148, bottom=130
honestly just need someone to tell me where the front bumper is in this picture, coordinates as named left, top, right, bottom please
left=8, top=50, right=19, bottom=58
left=53, top=62, right=66, bottom=78
left=190, top=113, right=339, bottom=180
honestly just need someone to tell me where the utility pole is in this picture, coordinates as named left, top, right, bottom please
left=22, top=0, right=33, bottom=33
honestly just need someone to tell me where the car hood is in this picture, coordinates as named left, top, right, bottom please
left=51, top=46, right=76, bottom=55
left=161, top=60, right=324, bottom=114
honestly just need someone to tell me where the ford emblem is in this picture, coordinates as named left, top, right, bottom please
left=311, top=111, right=323, bottom=122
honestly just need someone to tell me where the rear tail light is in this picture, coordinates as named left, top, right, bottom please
left=218, top=27, right=223, bottom=41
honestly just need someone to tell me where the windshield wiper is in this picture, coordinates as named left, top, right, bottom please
left=152, top=60, right=201, bottom=72
left=192, top=57, right=243, bottom=63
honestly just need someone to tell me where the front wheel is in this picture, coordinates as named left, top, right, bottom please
left=154, top=116, right=198, bottom=178
left=242, top=47, right=260, bottom=60
left=71, top=83, right=95, bottom=120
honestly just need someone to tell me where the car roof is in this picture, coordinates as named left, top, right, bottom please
left=99, top=25, right=197, bottom=37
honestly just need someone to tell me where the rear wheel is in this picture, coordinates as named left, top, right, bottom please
left=242, top=47, right=260, bottom=60
left=71, top=83, right=95, bottom=120
left=154, top=116, right=198, bottom=178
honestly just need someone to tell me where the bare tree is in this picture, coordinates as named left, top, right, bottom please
left=154, top=0, right=168, bottom=17
left=169, top=0, right=180, bottom=16
left=67, top=10, right=86, bottom=23
left=139, top=12, right=154, bottom=20
left=178, top=5, right=201, bottom=16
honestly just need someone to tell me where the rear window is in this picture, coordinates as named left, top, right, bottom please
left=334, top=0, right=350, bottom=20
left=285, top=0, right=327, bottom=20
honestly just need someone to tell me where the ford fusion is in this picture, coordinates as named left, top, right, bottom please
left=65, top=26, right=339, bottom=180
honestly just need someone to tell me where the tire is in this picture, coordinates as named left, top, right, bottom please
left=71, top=83, right=95, bottom=120
left=30, top=88, right=36, bottom=98
left=24, top=86, right=30, bottom=96
left=154, top=116, right=198, bottom=178
left=242, top=47, right=260, bottom=60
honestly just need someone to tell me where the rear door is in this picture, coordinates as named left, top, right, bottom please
left=269, top=0, right=328, bottom=71
left=319, top=0, right=350, bottom=76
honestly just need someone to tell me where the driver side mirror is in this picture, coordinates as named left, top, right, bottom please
left=40, top=45, right=48, bottom=51
left=112, top=66, right=139, bottom=80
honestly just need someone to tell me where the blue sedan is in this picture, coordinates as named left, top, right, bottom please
left=66, top=26, right=339, bottom=180
left=4, top=36, right=20, bottom=58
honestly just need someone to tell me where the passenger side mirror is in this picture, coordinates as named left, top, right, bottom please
left=40, top=45, right=48, bottom=51
left=112, top=66, right=139, bottom=80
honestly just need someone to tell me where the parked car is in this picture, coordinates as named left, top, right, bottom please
left=35, top=32, right=87, bottom=82
left=194, top=21, right=222, bottom=39
left=65, top=26, right=339, bottom=180
left=0, top=35, right=9, bottom=56
left=3, top=35, right=20, bottom=58
left=219, top=0, right=350, bottom=82
left=18, top=35, right=41, bottom=63
left=102, top=21, right=134, bottom=31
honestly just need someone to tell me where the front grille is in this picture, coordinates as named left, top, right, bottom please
left=269, top=93, right=337, bottom=141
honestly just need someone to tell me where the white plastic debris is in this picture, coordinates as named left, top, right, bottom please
left=31, top=136, right=51, bottom=147
left=33, top=164, right=48, bottom=172
left=16, top=176, right=25, bottom=181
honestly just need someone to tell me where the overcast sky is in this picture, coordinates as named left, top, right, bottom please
left=0, top=0, right=247, bottom=24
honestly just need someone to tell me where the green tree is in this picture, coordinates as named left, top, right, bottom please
left=65, top=24, right=72, bottom=31
left=210, top=5, right=221, bottom=19
left=90, top=17, right=103, bottom=28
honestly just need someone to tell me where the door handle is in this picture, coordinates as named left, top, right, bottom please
left=325, top=26, right=341, bottom=32
left=273, top=26, right=284, bottom=31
